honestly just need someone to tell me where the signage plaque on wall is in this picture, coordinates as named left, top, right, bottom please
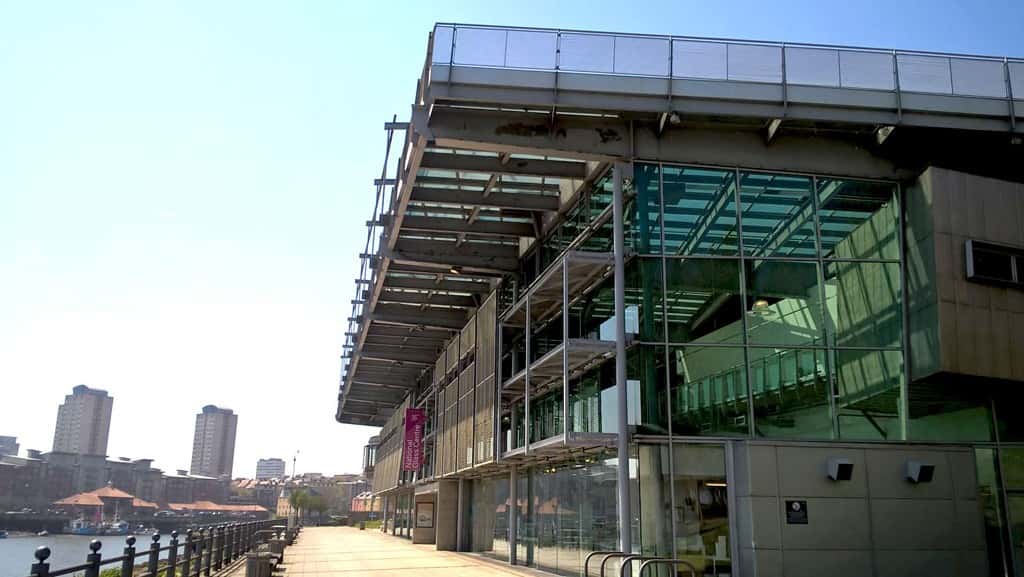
left=785, top=500, right=808, bottom=524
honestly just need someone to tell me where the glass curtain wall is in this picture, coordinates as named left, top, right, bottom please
left=471, top=475, right=510, bottom=561
left=631, top=162, right=904, bottom=441
left=515, top=452, right=620, bottom=576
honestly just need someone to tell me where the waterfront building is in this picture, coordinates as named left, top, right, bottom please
left=335, top=24, right=1024, bottom=576
left=255, top=457, right=287, bottom=479
left=0, top=452, right=230, bottom=512
left=52, top=385, right=113, bottom=456
left=0, top=435, right=18, bottom=457
left=190, top=405, right=238, bottom=477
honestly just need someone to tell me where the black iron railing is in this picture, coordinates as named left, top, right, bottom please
left=23, top=519, right=282, bottom=577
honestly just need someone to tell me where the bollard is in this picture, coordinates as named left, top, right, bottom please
left=30, top=546, right=51, bottom=577
left=147, top=533, right=160, bottom=577
left=167, top=531, right=179, bottom=577
left=84, top=540, right=102, bottom=577
left=120, top=536, right=136, bottom=577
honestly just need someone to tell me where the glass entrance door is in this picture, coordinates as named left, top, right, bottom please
left=637, top=442, right=731, bottom=576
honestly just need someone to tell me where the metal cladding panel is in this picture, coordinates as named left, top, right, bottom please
left=461, top=315, right=477, bottom=357
left=434, top=351, right=446, bottom=386
left=474, top=292, right=497, bottom=465
left=443, top=382, right=459, bottom=476
left=446, top=337, right=460, bottom=373
left=371, top=397, right=409, bottom=494
left=457, top=363, right=475, bottom=471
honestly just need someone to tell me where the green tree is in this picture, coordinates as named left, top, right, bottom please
left=287, top=488, right=308, bottom=525
left=306, top=495, right=328, bottom=526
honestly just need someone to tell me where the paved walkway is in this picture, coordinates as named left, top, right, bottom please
left=277, top=527, right=534, bottom=577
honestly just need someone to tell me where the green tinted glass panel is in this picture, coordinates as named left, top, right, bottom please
left=739, top=171, right=816, bottom=257
left=750, top=347, right=832, bottom=439
left=834, top=349, right=903, bottom=440
left=824, top=260, right=902, bottom=348
left=669, top=345, right=749, bottom=436
left=661, top=166, right=739, bottom=255
left=664, top=258, right=743, bottom=344
left=745, top=260, right=824, bottom=347
left=817, top=178, right=898, bottom=260
left=907, top=376, right=995, bottom=442
left=632, top=163, right=663, bottom=254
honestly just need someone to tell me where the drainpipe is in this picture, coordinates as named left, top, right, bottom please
left=613, top=162, right=632, bottom=556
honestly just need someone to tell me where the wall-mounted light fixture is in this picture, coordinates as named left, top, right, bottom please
left=826, top=457, right=854, bottom=481
left=905, top=460, right=935, bottom=484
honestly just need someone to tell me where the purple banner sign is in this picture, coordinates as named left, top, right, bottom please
left=402, top=408, right=426, bottom=471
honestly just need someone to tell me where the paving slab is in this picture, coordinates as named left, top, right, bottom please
left=274, top=527, right=536, bottom=577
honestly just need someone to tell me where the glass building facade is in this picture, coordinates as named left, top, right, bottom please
left=343, top=25, right=1024, bottom=577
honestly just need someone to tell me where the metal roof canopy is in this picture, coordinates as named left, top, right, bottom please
left=338, top=24, right=1024, bottom=428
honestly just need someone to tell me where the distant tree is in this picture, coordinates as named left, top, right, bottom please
left=307, top=495, right=329, bottom=526
left=287, top=489, right=308, bottom=525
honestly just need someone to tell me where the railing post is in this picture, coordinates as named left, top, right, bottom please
left=181, top=530, right=193, bottom=577
left=30, top=546, right=51, bottom=577
left=196, top=528, right=206, bottom=577
left=147, top=533, right=160, bottom=577
left=213, top=525, right=222, bottom=571
left=167, top=531, right=179, bottom=577
left=84, top=540, right=102, bottom=577
left=203, top=527, right=213, bottom=577
left=232, top=523, right=240, bottom=559
left=225, top=524, right=233, bottom=562
left=120, top=536, right=137, bottom=577
left=220, top=524, right=230, bottom=565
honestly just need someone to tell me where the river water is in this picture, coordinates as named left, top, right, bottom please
left=0, top=533, right=171, bottom=577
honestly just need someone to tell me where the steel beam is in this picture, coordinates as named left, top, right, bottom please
left=370, top=305, right=467, bottom=331
left=410, top=187, right=560, bottom=211
left=401, top=215, right=535, bottom=238
left=360, top=345, right=438, bottom=365
left=383, top=275, right=492, bottom=294
left=379, top=290, right=478, bottom=308
left=420, top=151, right=588, bottom=179
left=415, top=175, right=560, bottom=194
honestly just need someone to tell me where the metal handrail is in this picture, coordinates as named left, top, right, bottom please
left=431, top=23, right=1024, bottom=101
left=582, top=550, right=622, bottom=577
left=638, top=558, right=699, bottom=577
left=598, top=552, right=632, bottom=577
left=434, top=22, right=1023, bottom=63
left=616, top=555, right=666, bottom=577
left=24, top=519, right=281, bottom=577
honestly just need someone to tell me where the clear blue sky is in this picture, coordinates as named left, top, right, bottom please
left=1, top=0, right=1021, bottom=478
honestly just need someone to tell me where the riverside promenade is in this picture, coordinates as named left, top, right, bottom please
left=264, top=527, right=532, bottom=577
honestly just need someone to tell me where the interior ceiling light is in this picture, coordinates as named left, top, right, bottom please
left=750, top=298, right=771, bottom=315
left=449, top=265, right=463, bottom=275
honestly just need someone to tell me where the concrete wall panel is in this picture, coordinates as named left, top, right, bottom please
left=776, top=446, right=867, bottom=498
left=780, top=497, right=872, bottom=550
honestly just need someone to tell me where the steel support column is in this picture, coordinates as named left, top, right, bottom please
left=612, top=162, right=632, bottom=556
left=509, top=466, right=518, bottom=565
left=456, top=478, right=465, bottom=551
left=562, top=258, right=569, bottom=442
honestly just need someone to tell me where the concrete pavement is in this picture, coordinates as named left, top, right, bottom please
left=275, top=526, right=536, bottom=577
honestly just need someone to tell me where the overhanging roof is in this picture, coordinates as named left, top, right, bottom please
left=337, top=24, right=1024, bottom=428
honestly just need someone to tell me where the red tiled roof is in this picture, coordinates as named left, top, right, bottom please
left=54, top=493, right=104, bottom=507
left=168, top=501, right=268, bottom=513
left=132, top=498, right=158, bottom=509
left=90, top=485, right=135, bottom=499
